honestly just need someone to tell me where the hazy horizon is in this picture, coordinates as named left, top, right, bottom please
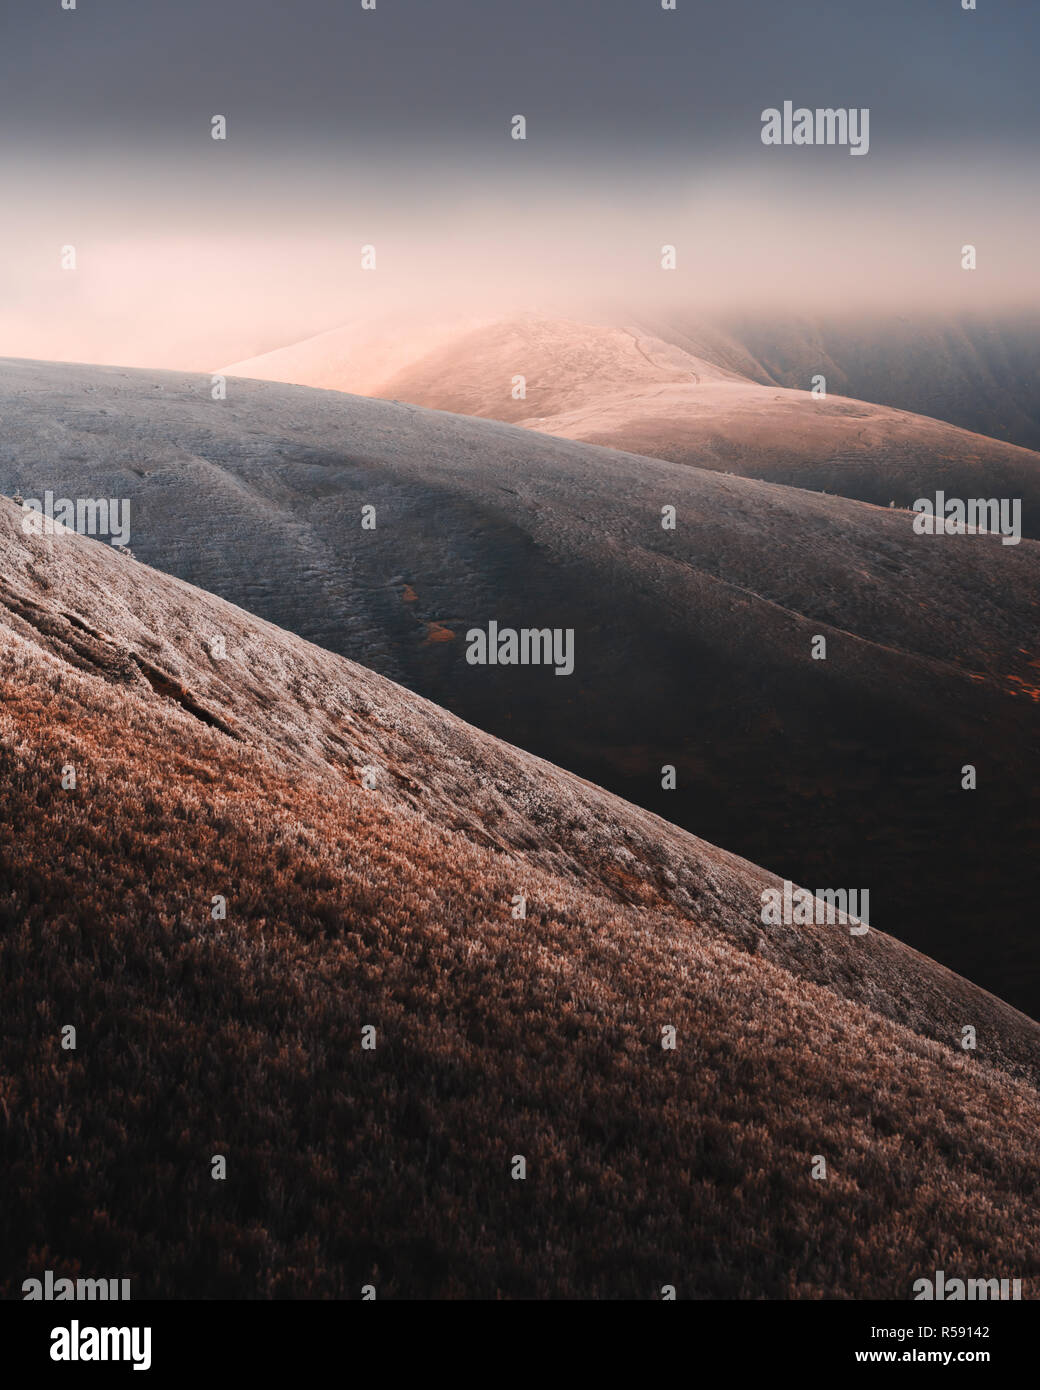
left=4, top=0, right=1038, bottom=370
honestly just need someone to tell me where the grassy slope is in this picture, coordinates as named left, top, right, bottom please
left=1, top=502, right=1038, bottom=1298
left=223, top=314, right=1040, bottom=536
left=2, top=360, right=1039, bottom=1015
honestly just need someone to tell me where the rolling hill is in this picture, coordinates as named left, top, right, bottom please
left=711, top=310, right=1040, bottom=454
left=224, top=313, right=1040, bottom=537
left=1, top=358, right=1038, bottom=1017
left=1, top=494, right=1038, bottom=1298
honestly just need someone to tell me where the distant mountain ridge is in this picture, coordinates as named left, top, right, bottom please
left=223, top=311, right=1040, bottom=537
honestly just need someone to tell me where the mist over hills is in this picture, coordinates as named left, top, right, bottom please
left=224, top=312, right=1040, bottom=537
left=2, top=495, right=1039, bottom=1298
left=3, top=358, right=1038, bottom=1017
left=711, top=312, right=1040, bottom=454
left=3, top=0, right=1038, bottom=1317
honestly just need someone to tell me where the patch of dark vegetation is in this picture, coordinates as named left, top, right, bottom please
left=130, top=655, right=239, bottom=739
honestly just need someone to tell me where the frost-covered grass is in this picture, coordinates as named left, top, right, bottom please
left=1, top=503, right=1039, bottom=1299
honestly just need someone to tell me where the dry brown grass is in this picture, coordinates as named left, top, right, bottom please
left=2, top=498, right=1039, bottom=1299
left=2, top=631, right=1039, bottom=1299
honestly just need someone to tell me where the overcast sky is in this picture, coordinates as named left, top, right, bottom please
left=2, top=1, right=1036, bottom=368
left=3, top=0, right=1036, bottom=161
